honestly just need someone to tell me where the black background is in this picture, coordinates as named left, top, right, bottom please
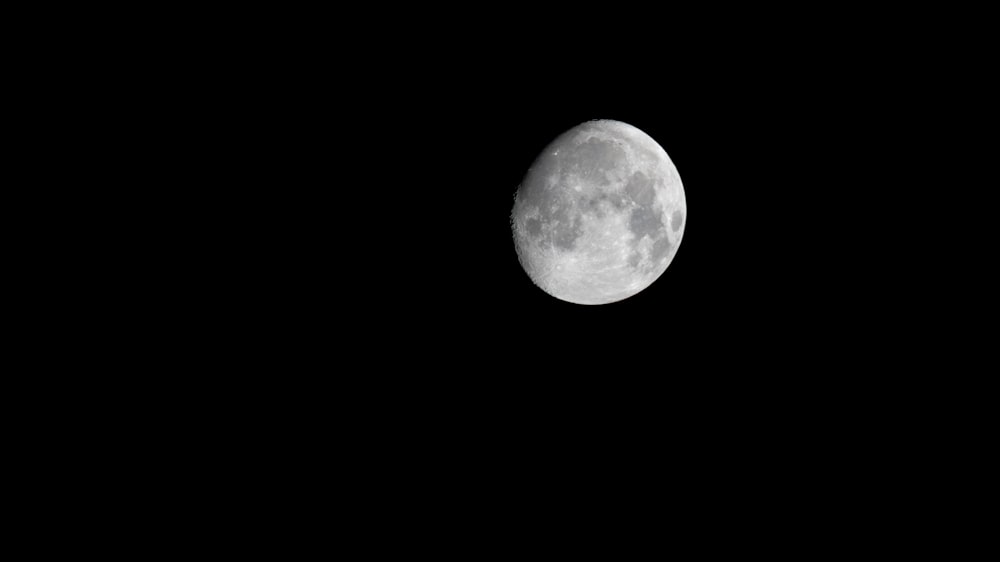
left=21, top=6, right=989, bottom=532
left=127, top=8, right=979, bottom=445
left=240, top=27, right=894, bottom=368
left=170, top=14, right=951, bottom=377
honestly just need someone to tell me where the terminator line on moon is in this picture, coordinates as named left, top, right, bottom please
left=511, top=119, right=686, bottom=305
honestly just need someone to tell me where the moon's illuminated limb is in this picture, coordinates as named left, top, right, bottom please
left=511, top=120, right=686, bottom=305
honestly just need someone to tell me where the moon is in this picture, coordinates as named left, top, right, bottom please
left=511, top=119, right=686, bottom=305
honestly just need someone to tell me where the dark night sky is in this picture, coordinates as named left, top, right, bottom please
left=117, top=8, right=984, bottom=487
left=190, top=11, right=963, bottom=394
left=31, top=7, right=983, bottom=522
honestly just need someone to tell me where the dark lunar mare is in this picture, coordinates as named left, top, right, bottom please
left=671, top=209, right=684, bottom=232
left=628, top=205, right=664, bottom=241
left=623, top=170, right=672, bottom=270
left=650, top=235, right=673, bottom=263
left=580, top=189, right=626, bottom=220
left=526, top=218, right=542, bottom=237
left=551, top=211, right=583, bottom=250
left=624, top=171, right=656, bottom=207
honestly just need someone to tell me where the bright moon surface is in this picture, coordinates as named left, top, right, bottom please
left=511, top=120, right=686, bottom=305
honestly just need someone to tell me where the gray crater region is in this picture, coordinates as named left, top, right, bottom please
left=511, top=119, right=686, bottom=305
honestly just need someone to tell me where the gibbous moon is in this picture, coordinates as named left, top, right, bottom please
left=511, top=120, right=686, bottom=305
